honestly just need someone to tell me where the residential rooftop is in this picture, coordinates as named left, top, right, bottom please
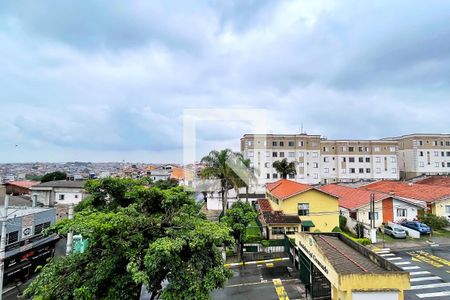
left=32, top=180, right=85, bottom=189
left=320, top=184, right=389, bottom=210
left=267, top=179, right=338, bottom=200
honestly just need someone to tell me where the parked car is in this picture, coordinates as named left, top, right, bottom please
left=401, top=221, right=431, bottom=235
left=383, top=225, right=407, bottom=239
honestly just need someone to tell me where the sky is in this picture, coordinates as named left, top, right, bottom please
left=1, top=1, right=450, bottom=163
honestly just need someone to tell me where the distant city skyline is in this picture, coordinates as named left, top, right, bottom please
left=2, top=1, right=450, bottom=163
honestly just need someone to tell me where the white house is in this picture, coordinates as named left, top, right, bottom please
left=30, top=180, right=86, bottom=206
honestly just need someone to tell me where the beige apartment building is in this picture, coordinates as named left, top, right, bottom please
left=384, top=134, right=450, bottom=179
left=240, top=134, right=399, bottom=190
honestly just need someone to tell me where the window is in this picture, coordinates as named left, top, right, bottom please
left=376, top=157, right=381, bottom=163
left=447, top=162, right=450, bottom=168
left=272, top=173, right=278, bottom=179
left=272, top=152, right=278, bottom=157
left=349, top=147, right=354, bottom=152
left=447, top=141, right=450, bottom=146
left=280, top=152, right=285, bottom=158
left=6, top=231, right=19, bottom=244
left=365, top=157, right=370, bottom=163
left=266, top=173, right=270, bottom=179
left=312, top=152, right=319, bottom=158
left=298, top=203, right=310, bottom=216
left=313, top=162, right=319, bottom=168
left=265, top=162, right=270, bottom=168
left=447, top=152, right=450, bottom=157
left=350, top=168, right=356, bottom=173
left=391, top=156, right=396, bottom=163
left=442, top=152, right=445, bottom=157
left=391, top=168, right=397, bottom=174
left=341, top=146, right=347, bottom=152
left=366, top=168, right=371, bottom=173
left=324, top=168, right=329, bottom=173
left=266, top=151, right=270, bottom=157
left=75, top=195, right=79, bottom=199
left=419, top=151, right=424, bottom=157
left=288, top=141, right=294, bottom=147
left=298, top=152, right=304, bottom=157
left=34, top=222, right=51, bottom=235
left=446, top=205, right=450, bottom=214
left=397, top=208, right=407, bottom=217
left=59, top=194, right=65, bottom=200
left=443, top=162, right=446, bottom=168
left=323, top=146, right=328, bottom=152
left=248, top=151, right=254, bottom=157
left=435, top=162, right=440, bottom=167
left=324, top=157, right=329, bottom=163
left=298, top=162, right=304, bottom=167
left=376, top=168, right=381, bottom=174
left=419, top=161, right=424, bottom=167
left=342, top=157, right=347, bottom=162
left=368, top=212, right=379, bottom=220
left=434, top=141, right=438, bottom=146
left=349, top=157, right=355, bottom=163
left=359, top=168, right=364, bottom=173
left=271, top=227, right=284, bottom=235
left=285, top=227, right=298, bottom=235
left=419, top=140, right=423, bottom=146
left=390, top=146, right=396, bottom=152
left=288, top=152, right=295, bottom=158
left=358, top=157, right=364, bottom=163
left=365, top=147, right=370, bottom=152
left=374, top=146, right=380, bottom=152
left=313, top=173, right=319, bottom=179
left=279, top=141, right=284, bottom=147
left=289, top=174, right=295, bottom=179
left=273, top=141, right=278, bottom=146
left=342, top=169, right=347, bottom=174
left=358, top=147, right=363, bottom=152
left=434, top=151, right=439, bottom=157
left=299, top=141, right=304, bottom=147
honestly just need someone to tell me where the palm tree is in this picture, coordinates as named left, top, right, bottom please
left=272, top=158, right=297, bottom=179
left=228, top=153, right=256, bottom=203
left=200, top=149, right=235, bottom=212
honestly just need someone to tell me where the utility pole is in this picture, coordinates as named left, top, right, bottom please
left=0, top=194, right=9, bottom=300
left=370, top=193, right=375, bottom=229
left=65, top=203, right=74, bottom=256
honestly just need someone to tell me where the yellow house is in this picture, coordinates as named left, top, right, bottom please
left=257, top=179, right=340, bottom=239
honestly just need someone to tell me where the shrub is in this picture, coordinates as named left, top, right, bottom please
left=418, top=213, right=449, bottom=230
left=332, top=226, right=342, bottom=233
left=260, top=240, right=270, bottom=247
left=339, top=215, right=347, bottom=229
left=354, top=222, right=365, bottom=238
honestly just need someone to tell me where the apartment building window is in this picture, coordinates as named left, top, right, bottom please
left=288, top=141, right=294, bottom=147
left=312, top=162, right=318, bottom=168
left=390, top=146, right=396, bottom=152
left=366, top=168, right=371, bottom=173
left=446, top=141, right=450, bottom=146
left=446, top=206, right=450, bottom=214
left=358, top=168, right=364, bottom=173
left=324, top=168, right=329, bottom=173
left=288, top=152, right=295, bottom=158
left=391, top=157, right=396, bottom=163
left=312, top=152, right=319, bottom=158
left=313, top=173, right=319, bottom=179
left=358, top=157, right=364, bottom=163
left=368, top=212, right=379, bottom=220
left=299, top=141, right=304, bottom=147
left=341, top=146, right=347, bottom=152
left=391, top=168, right=397, bottom=174
left=279, top=141, right=284, bottom=147
left=365, top=157, right=370, bottom=163
left=349, top=157, right=355, bottom=163
left=323, top=146, right=328, bottom=152
left=435, top=162, right=440, bottom=167
left=324, top=157, right=329, bottom=163
left=376, top=168, right=381, bottom=174
left=442, top=162, right=446, bottom=168
left=374, top=146, right=380, bottom=152
left=447, top=162, right=450, bottom=168
left=266, top=173, right=270, bottom=179
left=265, top=162, right=270, bottom=168
left=263, top=140, right=267, bottom=146
left=365, top=147, right=370, bottom=152
left=298, top=152, right=304, bottom=157
left=7, top=231, right=19, bottom=245
left=434, top=141, right=438, bottom=146
left=289, top=174, right=295, bottom=179
left=434, top=151, right=439, bottom=157
left=442, top=152, right=445, bottom=157
left=419, top=162, right=424, bottom=167
left=280, top=152, right=285, bottom=158
left=419, top=140, right=423, bottom=146
left=299, top=163, right=304, bottom=167
left=298, top=203, right=310, bottom=216
left=350, top=168, right=356, bottom=174
left=342, top=169, right=347, bottom=174
left=447, top=152, right=450, bottom=156
left=356, top=147, right=362, bottom=152
left=248, top=151, right=254, bottom=157
left=342, top=157, right=347, bottom=162
left=397, top=208, right=407, bottom=217
left=349, top=147, right=354, bottom=152
left=441, top=141, right=444, bottom=146
left=311, top=142, right=319, bottom=147
left=272, top=152, right=278, bottom=157
left=59, top=194, right=65, bottom=200
left=272, top=173, right=278, bottom=179
left=375, top=157, right=381, bottom=163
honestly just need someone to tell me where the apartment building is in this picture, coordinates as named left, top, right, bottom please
left=384, top=134, right=450, bottom=179
left=240, top=134, right=399, bottom=190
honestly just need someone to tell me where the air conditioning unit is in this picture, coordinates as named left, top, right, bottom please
left=22, top=226, right=33, bottom=238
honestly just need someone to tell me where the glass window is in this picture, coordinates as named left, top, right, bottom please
left=273, top=141, right=277, bottom=146
left=349, top=157, right=355, bottom=163
left=279, top=141, right=284, bottom=147
left=368, top=212, right=379, bottom=220
left=445, top=206, right=450, bottom=214
left=397, top=208, right=407, bottom=217
left=365, top=157, right=370, bottom=163
left=272, top=152, right=278, bottom=157
left=298, top=203, right=310, bottom=216
left=280, top=152, right=285, bottom=158
left=288, top=141, right=294, bottom=147
left=271, top=227, right=284, bottom=235
left=358, top=157, right=364, bottom=163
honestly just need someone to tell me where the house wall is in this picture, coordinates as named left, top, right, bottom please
left=267, top=224, right=301, bottom=240
left=382, top=198, right=393, bottom=223
left=432, top=198, right=450, bottom=220
left=392, top=199, right=420, bottom=222
left=356, top=201, right=383, bottom=228
left=54, top=188, right=84, bottom=205
left=269, top=189, right=339, bottom=232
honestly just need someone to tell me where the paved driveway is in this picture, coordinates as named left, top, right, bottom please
left=212, top=259, right=304, bottom=300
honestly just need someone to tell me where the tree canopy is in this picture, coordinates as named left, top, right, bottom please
left=41, top=171, right=67, bottom=183
left=272, top=158, right=297, bottom=179
left=25, top=178, right=232, bottom=300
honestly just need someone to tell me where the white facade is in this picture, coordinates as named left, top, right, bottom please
left=392, top=198, right=422, bottom=222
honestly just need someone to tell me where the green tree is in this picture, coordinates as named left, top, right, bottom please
left=221, top=201, right=257, bottom=261
left=201, top=149, right=237, bottom=212
left=41, top=171, right=67, bottom=183
left=272, top=158, right=297, bottom=179
left=152, top=178, right=179, bottom=190
left=25, top=178, right=232, bottom=300
left=227, top=153, right=257, bottom=203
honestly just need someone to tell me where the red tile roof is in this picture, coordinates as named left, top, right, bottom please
left=364, top=180, right=450, bottom=203
left=260, top=211, right=301, bottom=225
left=4, top=181, right=40, bottom=189
left=266, top=179, right=338, bottom=200
left=321, top=184, right=389, bottom=210
left=416, top=176, right=450, bottom=188
left=257, top=199, right=273, bottom=212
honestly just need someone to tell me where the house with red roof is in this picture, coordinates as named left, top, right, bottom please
left=3, top=181, right=40, bottom=196
left=364, top=180, right=450, bottom=221
left=321, top=184, right=425, bottom=228
left=256, top=179, right=339, bottom=239
left=415, top=176, right=450, bottom=188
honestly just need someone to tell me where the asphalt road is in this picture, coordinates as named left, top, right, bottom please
left=212, top=259, right=303, bottom=300
left=377, top=245, right=450, bottom=300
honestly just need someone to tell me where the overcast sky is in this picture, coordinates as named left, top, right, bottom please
left=1, top=1, right=450, bottom=163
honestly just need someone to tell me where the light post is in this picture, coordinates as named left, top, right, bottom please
left=65, top=203, right=74, bottom=255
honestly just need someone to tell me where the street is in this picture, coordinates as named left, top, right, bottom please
left=212, top=258, right=303, bottom=300
left=374, top=245, right=450, bottom=299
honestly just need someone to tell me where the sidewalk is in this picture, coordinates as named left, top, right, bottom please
left=371, top=236, right=450, bottom=251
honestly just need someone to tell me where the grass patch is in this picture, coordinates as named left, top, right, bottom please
left=431, top=229, right=450, bottom=238
left=246, top=220, right=260, bottom=237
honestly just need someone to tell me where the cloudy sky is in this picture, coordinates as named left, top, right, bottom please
left=1, top=1, right=450, bottom=163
